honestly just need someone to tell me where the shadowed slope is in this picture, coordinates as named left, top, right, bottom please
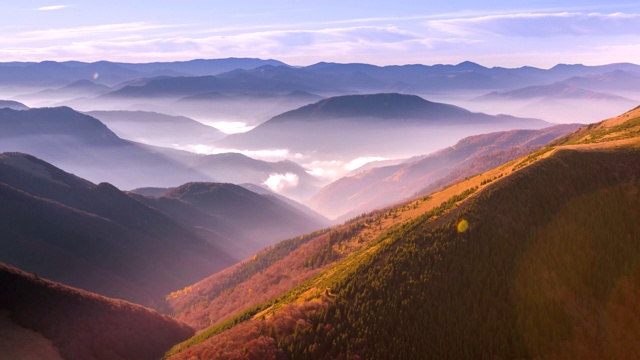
left=0, top=262, right=193, bottom=360
left=0, top=153, right=237, bottom=305
left=136, top=182, right=330, bottom=256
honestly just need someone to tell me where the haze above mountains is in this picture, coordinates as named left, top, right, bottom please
left=1, top=57, right=640, bottom=359
left=1, top=57, right=639, bottom=221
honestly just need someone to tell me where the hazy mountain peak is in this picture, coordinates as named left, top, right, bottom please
left=164, top=182, right=244, bottom=201
left=0, top=106, right=121, bottom=143
left=0, top=99, right=28, bottom=110
left=268, top=93, right=467, bottom=123
left=0, top=152, right=93, bottom=189
left=456, top=61, right=486, bottom=70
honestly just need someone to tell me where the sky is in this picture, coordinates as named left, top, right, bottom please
left=1, top=1, right=640, bottom=67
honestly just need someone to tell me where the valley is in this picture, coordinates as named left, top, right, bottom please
left=1, top=56, right=639, bottom=360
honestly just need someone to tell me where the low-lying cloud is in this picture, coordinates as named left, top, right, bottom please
left=263, top=173, right=299, bottom=192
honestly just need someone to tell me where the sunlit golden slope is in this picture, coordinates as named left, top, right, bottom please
left=165, top=105, right=640, bottom=359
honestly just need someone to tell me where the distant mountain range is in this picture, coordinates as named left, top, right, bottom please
left=468, top=70, right=640, bottom=123
left=476, top=83, right=633, bottom=102
left=0, top=58, right=287, bottom=87
left=6, top=59, right=639, bottom=126
left=14, top=79, right=112, bottom=107
left=3, top=59, right=639, bottom=92
left=217, top=93, right=549, bottom=159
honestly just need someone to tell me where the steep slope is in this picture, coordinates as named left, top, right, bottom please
left=86, top=110, right=226, bottom=147
left=309, top=124, right=580, bottom=219
left=0, top=262, right=193, bottom=360
left=239, top=183, right=329, bottom=226
left=165, top=106, right=640, bottom=359
left=0, top=106, right=210, bottom=189
left=217, top=93, right=548, bottom=159
left=249, top=147, right=640, bottom=360
left=0, top=153, right=238, bottom=305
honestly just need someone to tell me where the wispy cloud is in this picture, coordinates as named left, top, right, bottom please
left=428, top=12, right=640, bottom=37
left=2, top=9, right=640, bottom=67
left=20, top=22, right=179, bottom=41
left=36, top=5, right=69, bottom=11
left=0, top=22, right=492, bottom=65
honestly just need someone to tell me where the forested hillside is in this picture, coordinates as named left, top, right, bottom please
left=165, top=107, right=640, bottom=359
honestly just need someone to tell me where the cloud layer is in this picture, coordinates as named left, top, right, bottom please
left=2, top=9, right=640, bottom=67
left=428, top=12, right=640, bottom=37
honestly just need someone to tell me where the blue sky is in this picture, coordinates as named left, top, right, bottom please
left=2, top=1, right=640, bottom=67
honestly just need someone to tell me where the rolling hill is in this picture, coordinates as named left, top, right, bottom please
left=14, top=79, right=112, bottom=107
left=559, top=69, right=640, bottom=93
left=470, top=82, right=639, bottom=124
left=0, top=262, right=193, bottom=360
left=217, top=93, right=549, bottom=159
left=85, top=110, right=226, bottom=147
left=130, top=182, right=329, bottom=258
left=164, top=105, right=640, bottom=359
left=0, top=152, right=239, bottom=304
left=0, top=106, right=211, bottom=189
left=309, top=123, right=580, bottom=220
left=0, top=99, right=28, bottom=110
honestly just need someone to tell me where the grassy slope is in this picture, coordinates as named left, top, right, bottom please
left=166, top=106, right=640, bottom=359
